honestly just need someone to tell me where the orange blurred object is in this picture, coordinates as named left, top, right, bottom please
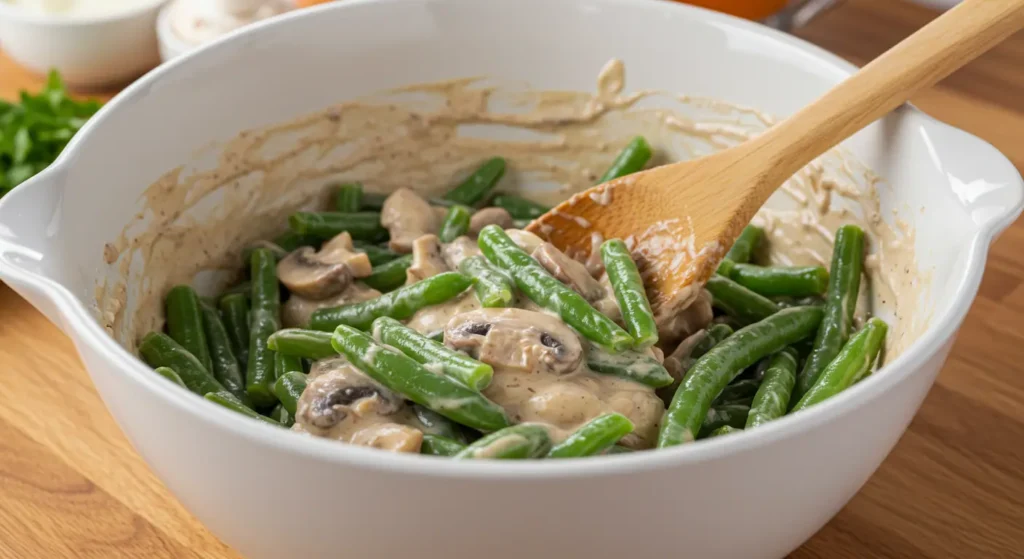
left=295, top=0, right=333, bottom=7
left=679, top=0, right=790, bottom=20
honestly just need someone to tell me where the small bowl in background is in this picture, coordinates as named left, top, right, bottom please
left=0, top=0, right=167, bottom=88
left=155, top=1, right=190, bottom=62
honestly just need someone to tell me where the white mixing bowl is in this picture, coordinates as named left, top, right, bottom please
left=0, top=0, right=1020, bottom=557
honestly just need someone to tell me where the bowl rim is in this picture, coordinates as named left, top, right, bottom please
left=0, top=0, right=167, bottom=25
left=3, top=0, right=1021, bottom=479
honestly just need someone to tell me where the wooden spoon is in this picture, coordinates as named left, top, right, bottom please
left=527, top=0, right=1024, bottom=309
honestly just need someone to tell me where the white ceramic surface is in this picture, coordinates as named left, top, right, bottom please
left=0, top=0, right=166, bottom=87
left=0, top=0, right=1021, bottom=557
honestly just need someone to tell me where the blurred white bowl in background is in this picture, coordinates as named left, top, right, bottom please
left=0, top=0, right=167, bottom=88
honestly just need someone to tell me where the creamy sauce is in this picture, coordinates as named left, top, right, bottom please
left=166, top=0, right=291, bottom=47
left=96, top=59, right=929, bottom=452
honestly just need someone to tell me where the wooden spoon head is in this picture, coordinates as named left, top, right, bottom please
left=526, top=151, right=761, bottom=310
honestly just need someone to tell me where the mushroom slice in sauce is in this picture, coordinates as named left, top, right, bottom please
left=406, top=234, right=450, bottom=284
left=297, top=358, right=403, bottom=429
left=441, top=236, right=481, bottom=269
left=445, top=308, right=583, bottom=375
left=468, top=207, right=513, bottom=236
left=276, top=232, right=372, bottom=300
left=349, top=423, right=423, bottom=453
left=381, top=188, right=439, bottom=253
left=504, top=229, right=545, bottom=254
left=655, top=287, right=714, bottom=347
left=282, top=282, right=381, bottom=328
left=532, top=242, right=606, bottom=301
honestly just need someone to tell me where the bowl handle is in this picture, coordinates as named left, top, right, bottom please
left=925, top=118, right=1024, bottom=241
left=0, top=166, right=74, bottom=331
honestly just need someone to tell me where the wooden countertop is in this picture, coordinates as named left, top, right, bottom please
left=2, top=1, right=1023, bottom=557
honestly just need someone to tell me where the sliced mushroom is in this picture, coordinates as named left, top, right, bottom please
left=406, top=234, right=450, bottom=284
left=533, top=242, right=606, bottom=301
left=349, top=423, right=424, bottom=453
left=445, top=308, right=583, bottom=375
left=381, top=188, right=439, bottom=253
left=296, top=359, right=402, bottom=430
left=276, top=232, right=372, bottom=300
left=655, top=287, right=714, bottom=347
left=469, top=207, right=513, bottom=236
left=282, top=282, right=381, bottom=328
left=505, top=229, right=544, bottom=253
left=441, top=236, right=481, bottom=269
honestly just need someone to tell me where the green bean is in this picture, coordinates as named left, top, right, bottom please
left=547, top=413, right=634, bottom=458
left=360, top=192, right=388, bottom=211
left=454, top=424, right=552, bottom=459
left=246, top=248, right=282, bottom=408
left=716, top=257, right=736, bottom=277
left=478, top=225, right=632, bottom=352
left=139, top=332, right=226, bottom=397
left=699, top=405, right=750, bottom=438
left=334, top=182, right=363, bottom=213
left=413, top=405, right=468, bottom=443
left=421, top=434, right=466, bottom=457
left=709, top=425, right=740, bottom=438
left=241, top=242, right=288, bottom=265
left=273, top=230, right=320, bottom=252
left=775, top=296, right=825, bottom=309
left=605, top=445, right=634, bottom=454
left=288, top=211, right=387, bottom=242
left=154, top=366, right=187, bottom=389
left=794, top=225, right=865, bottom=400
left=218, top=293, right=250, bottom=369
left=684, top=323, right=736, bottom=363
left=267, top=328, right=336, bottom=359
left=331, top=325, right=510, bottom=432
left=491, top=194, right=549, bottom=220
left=792, top=318, right=887, bottom=412
left=274, top=351, right=304, bottom=381
left=428, top=330, right=445, bottom=343
left=439, top=205, right=473, bottom=243
left=729, top=264, right=829, bottom=298
left=200, top=302, right=247, bottom=401
left=598, top=136, right=652, bottom=183
left=724, top=225, right=764, bottom=264
left=373, top=317, right=493, bottom=391
left=714, top=378, right=761, bottom=406
left=658, top=306, right=824, bottom=447
left=459, top=255, right=514, bottom=308
left=443, top=157, right=506, bottom=206
left=270, top=404, right=294, bottom=428
left=601, top=239, right=658, bottom=348
left=311, top=272, right=474, bottom=331
left=164, top=285, right=213, bottom=374
left=219, top=280, right=252, bottom=301
left=352, top=241, right=401, bottom=266
left=746, top=349, right=798, bottom=429
left=707, top=323, right=736, bottom=344
left=361, top=255, right=413, bottom=293
left=205, top=392, right=280, bottom=426
left=587, top=345, right=674, bottom=388
left=272, top=371, right=307, bottom=416
left=706, top=274, right=779, bottom=325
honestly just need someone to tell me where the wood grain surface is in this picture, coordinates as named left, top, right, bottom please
left=1, top=0, right=1022, bottom=557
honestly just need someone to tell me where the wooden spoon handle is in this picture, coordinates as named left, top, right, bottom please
left=747, top=0, right=1024, bottom=195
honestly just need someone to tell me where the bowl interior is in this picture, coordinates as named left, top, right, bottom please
left=18, top=0, right=1019, bottom=369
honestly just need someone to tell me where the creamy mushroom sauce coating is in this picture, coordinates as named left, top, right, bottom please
left=289, top=191, right=680, bottom=450
left=97, top=60, right=928, bottom=455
